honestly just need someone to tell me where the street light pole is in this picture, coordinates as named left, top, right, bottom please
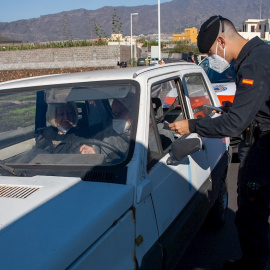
left=130, top=13, right=138, bottom=65
left=158, top=0, right=161, bottom=60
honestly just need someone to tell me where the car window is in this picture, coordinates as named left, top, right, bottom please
left=199, top=58, right=236, bottom=83
left=183, top=74, right=213, bottom=119
left=147, top=79, right=185, bottom=167
left=0, top=83, right=138, bottom=174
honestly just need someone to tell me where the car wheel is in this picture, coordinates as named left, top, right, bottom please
left=207, top=181, right=228, bottom=229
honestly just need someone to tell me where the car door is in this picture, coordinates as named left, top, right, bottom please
left=147, top=77, right=212, bottom=239
left=182, top=72, right=229, bottom=205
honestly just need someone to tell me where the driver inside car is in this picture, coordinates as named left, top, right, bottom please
left=34, top=94, right=133, bottom=161
left=35, top=102, right=95, bottom=154
left=79, top=94, right=134, bottom=156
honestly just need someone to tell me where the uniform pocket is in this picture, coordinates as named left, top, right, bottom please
left=257, top=131, right=270, bottom=150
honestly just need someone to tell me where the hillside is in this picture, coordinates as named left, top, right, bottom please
left=0, top=35, right=21, bottom=43
left=0, top=0, right=269, bottom=42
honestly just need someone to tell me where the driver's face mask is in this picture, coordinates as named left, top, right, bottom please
left=113, top=119, right=130, bottom=134
left=57, top=125, right=71, bottom=134
left=208, top=41, right=230, bottom=73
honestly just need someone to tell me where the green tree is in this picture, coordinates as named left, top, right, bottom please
left=94, top=22, right=107, bottom=42
left=169, top=41, right=199, bottom=54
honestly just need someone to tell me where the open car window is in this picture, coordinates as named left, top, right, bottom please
left=0, top=83, right=138, bottom=172
left=147, top=78, right=186, bottom=168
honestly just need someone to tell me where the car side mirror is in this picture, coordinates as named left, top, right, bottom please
left=166, top=138, right=202, bottom=165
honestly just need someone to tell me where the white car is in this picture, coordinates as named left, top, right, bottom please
left=150, top=57, right=159, bottom=65
left=0, top=63, right=230, bottom=270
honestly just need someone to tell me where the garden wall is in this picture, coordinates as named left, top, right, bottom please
left=0, top=45, right=142, bottom=82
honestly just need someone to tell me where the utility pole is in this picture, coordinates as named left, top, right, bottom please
left=158, top=0, right=161, bottom=60
left=259, top=0, right=262, bottom=20
left=130, top=13, right=138, bottom=65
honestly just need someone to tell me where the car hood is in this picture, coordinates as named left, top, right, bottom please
left=0, top=175, right=134, bottom=269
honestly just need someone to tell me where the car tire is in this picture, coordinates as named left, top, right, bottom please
left=207, top=180, right=228, bottom=229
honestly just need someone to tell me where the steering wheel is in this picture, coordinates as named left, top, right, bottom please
left=76, top=138, right=125, bottom=160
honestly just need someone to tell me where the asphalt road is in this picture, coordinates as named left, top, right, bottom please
left=176, top=155, right=270, bottom=270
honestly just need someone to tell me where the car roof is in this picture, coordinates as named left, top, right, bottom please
left=0, top=62, right=197, bottom=91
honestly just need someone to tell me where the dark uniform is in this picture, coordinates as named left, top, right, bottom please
left=189, top=36, right=270, bottom=268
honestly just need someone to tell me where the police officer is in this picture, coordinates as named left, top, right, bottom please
left=187, top=51, right=197, bottom=64
left=169, top=15, right=270, bottom=270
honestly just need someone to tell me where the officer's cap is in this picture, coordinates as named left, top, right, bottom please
left=197, top=15, right=226, bottom=54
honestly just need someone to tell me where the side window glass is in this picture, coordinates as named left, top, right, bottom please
left=147, top=79, right=185, bottom=167
left=0, top=92, right=36, bottom=134
left=152, top=79, right=186, bottom=124
left=184, top=74, right=213, bottom=119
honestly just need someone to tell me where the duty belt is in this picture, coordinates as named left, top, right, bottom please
left=243, top=120, right=259, bottom=146
left=243, top=120, right=270, bottom=147
left=258, top=122, right=270, bottom=132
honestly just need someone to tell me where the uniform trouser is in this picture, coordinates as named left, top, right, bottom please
left=236, top=137, right=270, bottom=267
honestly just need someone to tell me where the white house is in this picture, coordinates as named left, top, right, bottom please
left=240, top=19, right=270, bottom=41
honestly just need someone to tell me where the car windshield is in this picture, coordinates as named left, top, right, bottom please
left=199, top=58, right=236, bottom=83
left=0, top=83, right=138, bottom=174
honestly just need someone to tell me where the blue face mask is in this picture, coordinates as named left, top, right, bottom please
left=208, top=41, right=230, bottom=73
left=57, top=125, right=71, bottom=134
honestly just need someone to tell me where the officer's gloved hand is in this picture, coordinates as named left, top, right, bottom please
left=213, top=101, right=232, bottom=114
left=220, top=101, right=233, bottom=113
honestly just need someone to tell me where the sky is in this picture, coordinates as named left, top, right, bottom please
left=0, top=0, right=172, bottom=23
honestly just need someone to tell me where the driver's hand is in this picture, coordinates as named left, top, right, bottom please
left=80, top=144, right=96, bottom=154
left=169, top=119, right=190, bottom=135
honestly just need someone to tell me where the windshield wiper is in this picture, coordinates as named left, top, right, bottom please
left=0, top=160, right=18, bottom=176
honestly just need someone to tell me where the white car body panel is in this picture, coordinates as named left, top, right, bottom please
left=213, top=82, right=236, bottom=97
left=0, top=176, right=133, bottom=269
left=135, top=194, right=160, bottom=265
left=68, top=210, right=135, bottom=270
left=149, top=146, right=210, bottom=235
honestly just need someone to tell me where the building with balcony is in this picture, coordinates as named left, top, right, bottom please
left=240, top=19, right=270, bottom=41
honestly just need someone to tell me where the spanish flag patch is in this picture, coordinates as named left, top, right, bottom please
left=242, top=78, right=254, bottom=85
